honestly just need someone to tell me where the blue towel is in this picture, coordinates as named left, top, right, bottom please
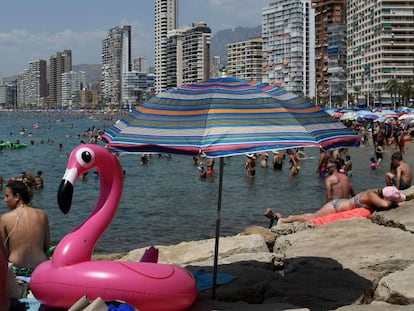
left=192, top=269, right=238, bottom=291
left=19, top=297, right=41, bottom=311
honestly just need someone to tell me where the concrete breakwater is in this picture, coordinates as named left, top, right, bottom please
left=94, top=186, right=414, bottom=310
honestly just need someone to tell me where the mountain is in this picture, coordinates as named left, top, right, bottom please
left=210, top=25, right=262, bottom=64
left=73, top=64, right=102, bottom=85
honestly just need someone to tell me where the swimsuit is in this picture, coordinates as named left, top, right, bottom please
left=331, top=199, right=346, bottom=212
left=391, top=176, right=410, bottom=190
left=9, top=262, right=34, bottom=277
left=353, top=194, right=369, bottom=209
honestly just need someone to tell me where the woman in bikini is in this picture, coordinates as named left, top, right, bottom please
left=0, top=180, right=50, bottom=279
left=264, top=186, right=409, bottom=224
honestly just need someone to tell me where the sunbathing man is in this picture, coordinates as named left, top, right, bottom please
left=264, top=186, right=410, bottom=225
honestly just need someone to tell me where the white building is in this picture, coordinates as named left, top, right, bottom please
left=16, top=59, right=47, bottom=108
left=166, top=22, right=211, bottom=88
left=154, top=0, right=178, bottom=94
left=262, top=0, right=315, bottom=97
left=62, top=71, right=85, bottom=109
left=227, top=37, right=263, bottom=82
left=101, top=25, right=131, bottom=109
left=346, top=0, right=414, bottom=107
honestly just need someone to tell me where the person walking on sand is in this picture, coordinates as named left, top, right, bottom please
left=324, top=158, right=355, bottom=203
left=264, top=186, right=410, bottom=224
left=386, top=152, right=412, bottom=190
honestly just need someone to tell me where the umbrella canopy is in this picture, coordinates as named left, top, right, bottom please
left=103, top=77, right=360, bottom=297
left=340, top=111, right=358, bottom=121
left=355, top=110, right=379, bottom=121
left=104, top=78, right=360, bottom=157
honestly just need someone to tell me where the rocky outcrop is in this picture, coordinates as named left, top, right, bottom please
left=115, top=188, right=414, bottom=310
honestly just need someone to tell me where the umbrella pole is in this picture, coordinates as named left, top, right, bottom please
left=212, top=157, right=224, bottom=299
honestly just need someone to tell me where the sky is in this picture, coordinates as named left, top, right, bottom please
left=0, top=0, right=271, bottom=77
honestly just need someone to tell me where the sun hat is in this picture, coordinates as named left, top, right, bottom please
left=246, top=153, right=256, bottom=159
left=382, top=186, right=406, bottom=202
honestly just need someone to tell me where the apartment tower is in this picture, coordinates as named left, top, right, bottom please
left=154, top=0, right=178, bottom=93
left=49, top=50, right=72, bottom=109
left=312, top=0, right=347, bottom=104
left=17, top=59, right=47, bottom=109
left=262, top=0, right=315, bottom=97
left=227, top=37, right=263, bottom=82
left=101, top=25, right=132, bottom=109
left=347, top=0, right=414, bottom=106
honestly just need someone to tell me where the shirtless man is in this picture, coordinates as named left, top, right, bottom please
left=325, top=158, right=355, bottom=202
left=386, top=152, right=412, bottom=190
left=0, top=180, right=50, bottom=278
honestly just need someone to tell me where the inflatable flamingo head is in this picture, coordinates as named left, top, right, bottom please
left=57, top=144, right=120, bottom=214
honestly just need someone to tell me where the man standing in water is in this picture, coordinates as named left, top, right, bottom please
left=325, top=158, right=355, bottom=202
left=386, top=152, right=412, bottom=190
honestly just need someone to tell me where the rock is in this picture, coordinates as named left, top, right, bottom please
left=375, top=263, right=414, bottom=304
left=121, top=234, right=269, bottom=266
left=101, top=188, right=414, bottom=310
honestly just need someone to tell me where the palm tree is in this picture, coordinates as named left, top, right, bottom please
left=400, top=80, right=414, bottom=106
left=353, top=86, right=360, bottom=105
left=386, top=79, right=399, bottom=108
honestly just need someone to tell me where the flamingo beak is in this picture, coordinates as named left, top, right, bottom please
left=58, top=179, right=74, bottom=214
left=57, top=167, right=78, bottom=214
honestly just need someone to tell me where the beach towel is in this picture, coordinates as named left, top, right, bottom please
left=309, top=208, right=372, bottom=226
left=192, top=268, right=238, bottom=291
left=19, top=297, right=41, bottom=311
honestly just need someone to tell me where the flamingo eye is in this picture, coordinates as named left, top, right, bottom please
left=76, top=147, right=95, bottom=168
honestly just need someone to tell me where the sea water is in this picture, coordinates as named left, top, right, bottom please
left=0, top=112, right=409, bottom=254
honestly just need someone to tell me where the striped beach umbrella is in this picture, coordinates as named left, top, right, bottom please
left=103, top=77, right=360, bottom=297
left=104, top=78, right=360, bottom=157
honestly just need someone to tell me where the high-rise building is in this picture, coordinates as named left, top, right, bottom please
left=312, top=0, right=347, bottom=105
left=347, top=0, right=414, bottom=107
left=101, top=25, right=132, bottom=109
left=167, top=22, right=211, bottom=88
left=62, top=71, right=85, bottom=109
left=49, top=50, right=72, bottom=109
left=227, top=37, right=263, bottom=82
left=154, top=0, right=178, bottom=93
left=16, top=59, right=47, bottom=109
left=262, top=0, right=315, bottom=97
left=181, top=22, right=211, bottom=84
left=133, top=57, right=148, bottom=72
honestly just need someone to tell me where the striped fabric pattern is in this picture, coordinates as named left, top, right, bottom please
left=103, top=78, right=360, bottom=157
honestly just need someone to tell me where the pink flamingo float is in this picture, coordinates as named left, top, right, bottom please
left=30, top=144, right=197, bottom=310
